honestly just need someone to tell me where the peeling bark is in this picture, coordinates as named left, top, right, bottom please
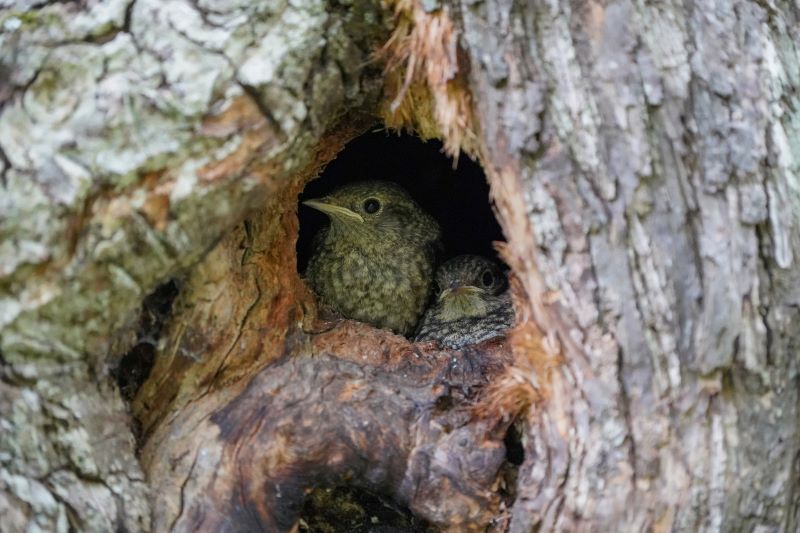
left=2, top=0, right=800, bottom=531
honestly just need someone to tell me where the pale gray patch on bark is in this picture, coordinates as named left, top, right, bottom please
left=0, top=0, right=386, bottom=529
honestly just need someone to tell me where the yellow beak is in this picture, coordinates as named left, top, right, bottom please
left=303, top=199, right=364, bottom=223
left=439, top=286, right=483, bottom=302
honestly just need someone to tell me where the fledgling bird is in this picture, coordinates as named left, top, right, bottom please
left=414, top=254, right=514, bottom=348
left=303, top=181, right=441, bottom=336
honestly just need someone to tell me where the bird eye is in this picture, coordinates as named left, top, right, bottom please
left=363, top=198, right=381, bottom=214
left=481, top=270, right=494, bottom=287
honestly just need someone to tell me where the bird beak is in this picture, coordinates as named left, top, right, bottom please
left=302, top=199, right=364, bottom=223
left=438, top=286, right=482, bottom=301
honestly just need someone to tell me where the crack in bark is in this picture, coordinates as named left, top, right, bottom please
left=166, top=15, right=222, bottom=53
left=615, top=345, right=638, bottom=489
left=204, top=276, right=263, bottom=395
left=754, top=222, right=774, bottom=366
left=624, top=206, right=685, bottom=397
left=185, top=0, right=229, bottom=30
left=758, top=123, right=777, bottom=367
left=0, top=144, right=11, bottom=188
left=122, top=0, right=136, bottom=34
left=169, top=451, right=201, bottom=533
left=675, top=128, right=705, bottom=302
left=541, top=428, right=571, bottom=531
left=237, top=82, right=287, bottom=142
left=16, top=59, right=45, bottom=117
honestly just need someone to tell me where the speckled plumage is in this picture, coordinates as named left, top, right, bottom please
left=414, top=255, right=514, bottom=348
left=304, top=181, right=441, bottom=336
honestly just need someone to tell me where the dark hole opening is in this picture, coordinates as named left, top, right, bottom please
left=297, top=129, right=504, bottom=274
left=504, top=421, right=525, bottom=466
left=495, top=421, right=525, bottom=507
left=433, top=393, right=454, bottom=413
left=113, top=280, right=179, bottom=402
left=299, top=485, right=435, bottom=533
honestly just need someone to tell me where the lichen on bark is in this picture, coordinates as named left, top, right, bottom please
left=1, top=0, right=389, bottom=529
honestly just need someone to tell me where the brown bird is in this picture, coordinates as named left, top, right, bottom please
left=414, top=255, right=514, bottom=348
left=303, top=181, right=441, bottom=335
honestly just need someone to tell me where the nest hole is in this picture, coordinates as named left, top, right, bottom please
left=294, top=128, right=523, bottom=529
left=119, top=123, right=531, bottom=531
left=297, top=129, right=504, bottom=275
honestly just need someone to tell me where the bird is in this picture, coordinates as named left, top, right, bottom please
left=414, top=254, right=514, bottom=349
left=303, top=180, right=441, bottom=336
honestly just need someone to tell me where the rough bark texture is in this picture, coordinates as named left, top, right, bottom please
left=143, top=328, right=514, bottom=531
left=0, top=0, right=387, bottom=529
left=2, top=0, right=800, bottom=532
left=131, top=200, right=521, bottom=531
left=453, top=1, right=800, bottom=530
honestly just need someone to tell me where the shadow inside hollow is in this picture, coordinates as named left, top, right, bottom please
left=297, top=129, right=504, bottom=273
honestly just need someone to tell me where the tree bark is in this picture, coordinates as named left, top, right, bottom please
left=455, top=1, right=800, bottom=530
left=2, top=0, right=800, bottom=532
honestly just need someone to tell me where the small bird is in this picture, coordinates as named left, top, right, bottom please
left=414, top=255, right=514, bottom=348
left=303, top=181, right=441, bottom=335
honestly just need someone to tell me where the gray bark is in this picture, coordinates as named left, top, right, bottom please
left=0, top=0, right=386, bottom=530
left=454, top=1, right=800, bottom=530
left=1, top=0, right=799, bottom=531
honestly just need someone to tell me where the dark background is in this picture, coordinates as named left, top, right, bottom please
left=296, top=129, right=505, bottom=272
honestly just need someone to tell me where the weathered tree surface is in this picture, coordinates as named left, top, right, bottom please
left=2, top=0, right=800, bottom=531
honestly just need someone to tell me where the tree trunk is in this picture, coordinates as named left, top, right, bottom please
left=1, top=0, right=799, bottom=531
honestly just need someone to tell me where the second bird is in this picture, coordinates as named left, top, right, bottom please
left=303, top=181, right=441, bottom=336
left=414, top=255, right=514, bottom=348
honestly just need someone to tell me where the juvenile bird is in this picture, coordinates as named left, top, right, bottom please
left=414, top=255, right=514, bottom=348
left=303, top=181, right=441, bottom=336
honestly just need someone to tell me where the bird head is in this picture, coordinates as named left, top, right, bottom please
left=432, top=255, right=507, bottom=320
left=303, top=181, right=440, bottom=246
